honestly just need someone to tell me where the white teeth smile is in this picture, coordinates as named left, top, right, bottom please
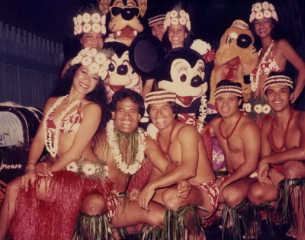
left=80, top=83, right=88, bottom=89
left=156, top=119, right=165, bottom=123
left=117, top=31, right=121, bottom=36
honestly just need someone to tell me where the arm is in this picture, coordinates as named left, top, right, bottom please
left=278, top=40, right=305, bottom=102
left=261, top=113, right=305, bottom=165
left=219, top=122, right=260, bottom=191
left=50, top=103, right=102, bottom=172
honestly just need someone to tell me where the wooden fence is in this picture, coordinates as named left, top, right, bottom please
left=0, top=21, right=63, bottom=108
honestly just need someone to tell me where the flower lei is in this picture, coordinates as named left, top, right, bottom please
left=43, top=95, right=82, bottom=158
left=73, top=12, right=107, bottom=35
left=106, top=120, right=146, bottom=175
left=250, top=40, right=274, bottom=92
left=197, top=95, right=207, bottom=133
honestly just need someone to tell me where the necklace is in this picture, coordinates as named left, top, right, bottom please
left=43, top=95, right=82, bottom=157
left=197, top=95, right=207, bottom=133
left=157, top=120, right=178, bottom=155
left=219, top=112, right=243, bottom=140
left=250, top=40, right=274, bottom=92
left=269, top=108, right=294, bottom=152
left=106, top=120, right=146, bottom=175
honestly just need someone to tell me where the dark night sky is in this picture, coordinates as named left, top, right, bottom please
left=0, top=0, right=304, bottom=48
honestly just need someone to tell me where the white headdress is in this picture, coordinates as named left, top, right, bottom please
left=249, top=1, right=278, bottom=23
left=73, top=10, right=106, bottom=35
left=164, top=5, right=191, bottom=31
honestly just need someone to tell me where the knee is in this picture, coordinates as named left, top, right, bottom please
left=80, top=193, right=106, bottom=215
left=162, top=189, right=182, bottom=211
left=222, top=187, right=244, bottom=208
left=247, top=183, right=266, bottom=206
left=283, top=161, right=305, bottom=179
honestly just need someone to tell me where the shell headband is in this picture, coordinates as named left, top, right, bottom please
left=148, top=14, right=166, bottom=27
left=263, top=75, right=294, bottom=92
left=71, top=48, right=112, bottom=80
left=214, top=85, right=243, bottom=99
left=73, top=12, right=106, bottom=35
left=249, top=1, right=278, bottom=23
left=164, top=8, right=191, bottom=31
left=145, top=91, right=176, bottom=106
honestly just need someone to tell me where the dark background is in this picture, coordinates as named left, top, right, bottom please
left=0, top=0, right=305, bottom=107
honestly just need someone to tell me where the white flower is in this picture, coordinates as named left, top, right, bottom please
left=164, top=18, right=171, bottom=29
left=249, top=12, right=255, bottom=23
left=82, top=13, right=91, bottom=23
left=243, top=103, right=251, bottom=112
left=77, top=14, right=83, bottom=24
left=179, top=10, right=186, bottom=17
left=262, top=1, right=270, bottom=10
left=87, top=48, right=98, bottom=57
left=83, top=23, right=91, bottom=33
left=171, top=18, right=179, bottom=25
left=254, top=104, right=263, bottom=113
left=256, top=12, right=264, bottom=20
left=82, top=163, right=97, bottom=175
left=95, top=53, right=107, bottom=64
left=179, top=17, right=186, bottom=25
left=186, top=22, right=191, bottom=31
left=262, top=104, right=271, bottom=114
left=101, top=26, right=107, bottom=35
left=264, top=10, right=272, bottom=18
left=191, top=39, right=211, bottom=56
left=170, top=10, right=178, bottom=18
left=71, top=55, right=82, bottom=65
left=89, top=62, right=99, bottom=74
left=185, top=13, right=190, bottom=21
left=92, top=13, right=101, bottom=23
left=92, top=23, right=102, bottom=33
left=101, top=15, right=106, bottom=25
left=66, top=162, right=79, bottom=172
left=73, top=17, right=78, bottom=26
left=272, top=11, right=278, bottom=21
left=76, top=25, right=82, bottom=35
left=254, top=3, right=262, bottom=12
left=99, top=66, right=108, bottom=80
left=269, top=3, right=275, bottom=11
left=79, top=48, right=90, bottom=56
left=251, top=4, right=255, bottom=12
left=82, top=56, right=92, bottom=66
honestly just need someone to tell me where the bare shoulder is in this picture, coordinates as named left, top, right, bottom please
left=209, top=116, right=221, bottom=128
left=296, top=111, right=305, bottom=126
left=82, top=101, right=102, bottom=113
left=261, top=117, right=272, bottom=133
left=275, top=39, right=291, bottom=49
left=240, top=114, right=260, bottom=134
left=177, top=123, right=198, bottom=136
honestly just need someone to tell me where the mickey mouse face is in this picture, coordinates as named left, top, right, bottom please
left=158, top=58, right=207, bottom=107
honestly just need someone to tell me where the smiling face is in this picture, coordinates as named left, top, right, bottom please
left=151, top=21, right=165, bottom=41
left=72, top=65, right=100, bottom=95
left=148, top=102, right=175, bottom=131
left=253, top=17, right=273, bottom=39
left=112, top=97, right=141, bottom=133
left=80, top=31, right=104, bottom=49
left=265, top=84, right=293, bottom=112
left=168, top=24, right=187, bottom=49
left=215, top=93, right=242, bottom=118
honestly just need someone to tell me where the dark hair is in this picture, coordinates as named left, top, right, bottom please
left=110, top=89, right=145, bottom=117
left=216, top=79, right=243, bottom=102
left=51, top=63, right=111, bottom=131
left=161, top=26, right=193, bottom=52
left=264, top=71, right=294, bottom=94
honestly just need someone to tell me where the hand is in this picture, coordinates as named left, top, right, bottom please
left=128, top=188, right=141, bottom=201
left=35, top=162, right=53, bottom=177
left=257, top=160, right=272, bottom=185
left=177, top=180, right=191, bottom=198
left=20, top=169, right=37, bottom=192
left=138, top=184, right=156, bottom=211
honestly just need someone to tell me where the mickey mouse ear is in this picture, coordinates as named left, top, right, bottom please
left=129, top=33, right=166, bottom=79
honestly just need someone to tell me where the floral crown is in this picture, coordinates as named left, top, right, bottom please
left=249, top=1, right=278, bottom=23
left=71, top=48, right=112, bottom=80
left=263, top=75, right=294, bottom=92
left=145, top=90, right=176, bottom=106
left=73, top=11, right=106, bottom=35
left=214, top=85, right=243, bottom=99
left=164, top=6, right=191, bottom=31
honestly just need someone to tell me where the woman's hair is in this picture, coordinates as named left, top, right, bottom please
left=161, top=26, right=193, bottom=51
left=51, top=63, right=111, bottom=132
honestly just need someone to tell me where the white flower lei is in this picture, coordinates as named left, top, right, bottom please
left=43, top=95, right=82, bottom=157
left=250, top=41, right=274, bottom=92
left=197, top=95, right=207, bottom=133
left=106, top=120, right=146, bottom=175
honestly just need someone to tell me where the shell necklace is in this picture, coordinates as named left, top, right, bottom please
left=250, top=40, right=274, bottom=92
left=43, top=95, right=82, bottom=157
left=106, top=120, right=146, bottom=175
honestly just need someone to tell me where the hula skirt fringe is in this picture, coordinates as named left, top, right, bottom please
left=72, top=212, right=113, bottom=240
left=221, top=201, right=259, bottom=240
left=277, top=178, right=305, bottom=229
left=163, top=206, right=203, bottom=240
left=140, top=225, right=163, bottom=240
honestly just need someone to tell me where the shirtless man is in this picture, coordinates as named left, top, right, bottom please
left=248, top=74, right=305, bottom=240
left=208, top=80, right=260, bottom=237
left=139, top=91, right=219, bottom=229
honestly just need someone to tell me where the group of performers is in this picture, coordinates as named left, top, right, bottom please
left=0, top=0, right=305, bottom=239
